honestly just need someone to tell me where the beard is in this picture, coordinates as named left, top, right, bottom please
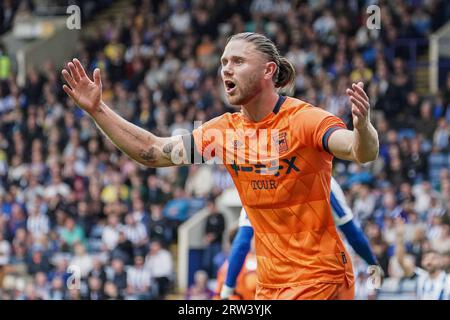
left=226, top=73, right=262, bottom=106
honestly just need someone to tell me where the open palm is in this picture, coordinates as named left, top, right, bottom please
left=346, top=82, right=371, bottom=131
left=62, top=58, right=102, bottom=115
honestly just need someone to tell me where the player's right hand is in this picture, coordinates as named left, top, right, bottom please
left=346, top=82, right=371, bottom=131
left=62, top=58, right=102, bottom=116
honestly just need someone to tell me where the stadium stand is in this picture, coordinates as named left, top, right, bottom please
left=0, top=0, right=449, bottom=300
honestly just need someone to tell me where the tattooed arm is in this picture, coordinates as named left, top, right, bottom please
left=61, top=59, right=188, bottom=167
left=93, top=101, right=188, bottom=167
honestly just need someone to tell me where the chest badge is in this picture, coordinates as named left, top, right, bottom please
left=273, top=131, right=289, bottom=155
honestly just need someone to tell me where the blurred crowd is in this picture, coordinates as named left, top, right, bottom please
left=0, top=0, right=114, bottom=35
left=0, top=0, right=450, bottom=299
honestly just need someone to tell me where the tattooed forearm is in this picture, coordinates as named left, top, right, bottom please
left=163, top=142, right=174, bottom=154
left=162, top=140, right=189, bottom=165
left=122, top=127, right=142, bottom=141
left=91, top=101, right=183, bottom=167
left=139, top=147, right=157, bottom=162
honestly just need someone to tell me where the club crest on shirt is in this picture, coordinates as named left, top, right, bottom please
left=272, top=131, right=289, bottom=155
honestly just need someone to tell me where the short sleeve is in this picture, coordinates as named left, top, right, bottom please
left=182, top=114, right=229, bottom=164
left=295, top=106, right=347, bottom=153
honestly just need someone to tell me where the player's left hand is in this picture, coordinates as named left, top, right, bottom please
left=346, top=82, right=371, bottom=131
left=220, top=285, right=235, bottom=300
left=367, top=264, right=385, bottom=290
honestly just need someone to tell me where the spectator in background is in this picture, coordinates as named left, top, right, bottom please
left=44, top=172, right=70, bottom=200
left=26, top=205, right=50, bottom=241
left=60, top=216, right=86, bottom=251
left=146, top=175, right=167, bottom=205
left=108, top=257, right=127, bottom=297
left=34, top=271, right=50, bottom=300
left=210, top=165, right=234, bottom=196
left=88, top=256, right=107, bottom=286
left=431, top=224, right=450, bottom=255
left=144, top=240, right=173, bottom=299
left=0, top=43, right=12, bottom=80
left=20, top=282, right=39, bottom=300
left=0, top=231, right=10, bottom=292
left=163, top=187, right=190, bottom=225
left=123, top=213, right=148, bottom=253
left=408, top=228, right=428, bottom=268
left=433, top=118, right=450, bottom=152
left=85, top=276, right=105, bottom=300
left=76, top=200, right=96, bottom=240
left=201, top=199, right=225, bottom=278
left=111, top=230, right=134, bottom=266
left=104, top=281, right=123, bottom=300
left=428, top=214, right=446, bottom=242
left=101, top=173, right=129, bottom=204
left=415, top=101, right=437, bottom=142
left=184, top=165, right=213, bottom=198
left=373, top=191, right=407, bottom=228
left=70, top=242, right=93, bottom=279
left=101, top=214, right=123, bottom=252
left=186, top=269, right=214, bottom=300
left=126, top=255, right=153, bottom=300
left=148, top=204, right=173, bottom=246
left=48, top=257, right=70, bottom=286
left=350, top=55, right=373, bottom=84
left=6, top=204, right=26, bottom=241
left=26, top=248, right=51, bottom=276
left=169, top=3, right=192, bottom=35
left=130, top=197, right=149, bottom=226
left=413, top=181, right=436, bottom=215
left=352, top=183, right=377, bottom=223
left=365, top=221, right=390, bottom=277
left=49, top=276, right=66, bottom=300
left=0, top=231, right=11, bottom=267
left=67, top=288, right=82, bottom=301
left=402, top=208, right=426, bottom=243
left=395, top=222, right=450, bottom=299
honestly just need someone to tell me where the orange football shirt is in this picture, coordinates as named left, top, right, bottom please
left=187, top=96, right=354, bottom=288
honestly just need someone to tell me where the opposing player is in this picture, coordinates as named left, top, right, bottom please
left=214, top=226, right=257, bottom=300
left=220, top=176, right=382, bottom=299
left=395, top=223, right=449, bottom=300
left=61, top=32, right=379, bottom=299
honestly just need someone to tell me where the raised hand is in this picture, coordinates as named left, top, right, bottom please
left=346, top=82, right=371, bottom=131
left=62, top=58, right=102, bottom=115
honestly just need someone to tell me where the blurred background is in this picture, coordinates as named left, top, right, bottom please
left=0, top=0, right=450, bottom=300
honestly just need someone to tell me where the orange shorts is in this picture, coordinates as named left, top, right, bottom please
left=255, top=282, right=355, bottom=300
